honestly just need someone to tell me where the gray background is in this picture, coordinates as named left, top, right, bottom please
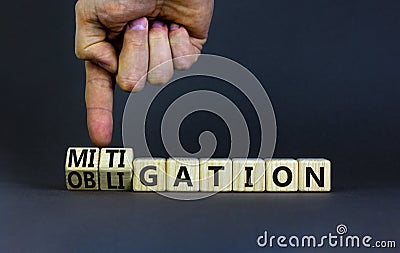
left=0, top=0, right=399, bottom=252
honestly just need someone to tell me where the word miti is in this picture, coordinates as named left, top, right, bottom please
left=65, top=147, right=331, bottom=192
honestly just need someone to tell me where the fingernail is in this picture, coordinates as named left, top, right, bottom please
left=128, top=17, right=147, bottom=30
left=170, top=23, right=180, bottom=31
left=152, top=21, right=164, bottom=28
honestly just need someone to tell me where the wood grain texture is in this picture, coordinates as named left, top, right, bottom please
left=167, top=158, right=199, bottom=191
left=232, top=158, right=265, bottom=192
left=65, top=147, right=331, bottom=193
left=133, top=158, right=166, bottom=191
left=200, top=159, right=232, bottom=192
left=298, top=159, right=331, bottom=192
left=265, top=159, right=298, bottom=192
left=65, top=147, right=100, bottom=190
left=99, top=148, right=133, bottom=190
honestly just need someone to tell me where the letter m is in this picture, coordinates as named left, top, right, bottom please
left=302, top=236, right=317, bottom=247
left=68, top=149, right=92, bottom=167
left=345, top=236, right=360, bottom=248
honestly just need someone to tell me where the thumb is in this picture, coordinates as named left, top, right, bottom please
left=74, top=1, right=118, bottom=73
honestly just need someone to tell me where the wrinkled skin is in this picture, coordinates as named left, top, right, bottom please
left=75, top=0, right=214, bottom=146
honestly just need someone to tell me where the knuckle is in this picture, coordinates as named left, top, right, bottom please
left=107, top=0, right=128, bottom=13
left=101, top=0, right=128, bottom=19
left=75, top=46, right=84, bottom=59
left=126, top=37, right=147, bottom=47
left=149, top=30, right=167, bottom=42
left=147, top=72, right=172, bottom=86
left=87, top=77, right=112, bottom=89
left=173, top=56, right=196, bottom=70
left=75, top=44, right=94, bottom=61
left=78, top=45, right=114, bottom=63
left=174, top=59, right=193, bottom=70
left=117, top=76, right=143, bottom=92
left=75, top=1, right=83, bottom=14
left=75, top=0, right=89, bottom=20
left=169, top=35, right=187, bottom=46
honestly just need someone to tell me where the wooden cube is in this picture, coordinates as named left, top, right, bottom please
left=167, top=158, right=199, bottom=191
left=133, top=158, right=166, bottom=191
left=298, top=159, right=331, bottom=192
left=99, top=148, right=133, bottom=190
left=65, top=147, right=100, bottom=190
left=232, top=158, right=265, bottom=192
left=265, top=159, right=298, bottom=192
left=200, top=159, right=232, bottom=192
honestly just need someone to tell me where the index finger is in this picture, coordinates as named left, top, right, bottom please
left=85, top=61, right=115, bottom=147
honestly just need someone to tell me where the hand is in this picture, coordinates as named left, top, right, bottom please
left=75, top=0, right=214, bottom=146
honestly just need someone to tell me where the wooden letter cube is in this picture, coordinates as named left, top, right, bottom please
left=99, top=148, right=133, bottom=190
left=298, top=159, right=331, bottom=192
left=200, top=159, right=232, bottom=192
left=266, top=159, right=298, bottom=192
left=232, top=158, right=265, bottom=192
left=133, top=158, right=166, bottom=191
left=167, top=158, right=199, bottom=191
left=65, top=147, right=100, bottom=190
